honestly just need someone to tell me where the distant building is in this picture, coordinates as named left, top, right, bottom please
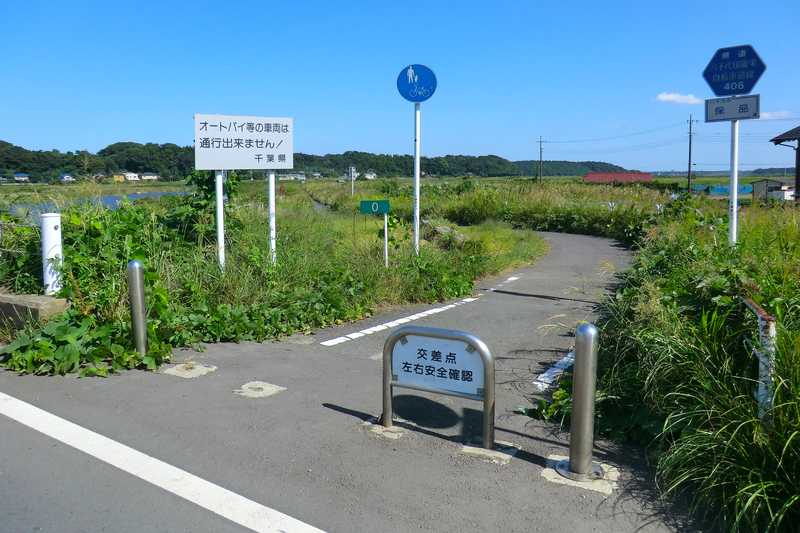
left=363, top=170, right=377, bottom=180
left=92, top=173, right=106, bottom=181
left=752, top=178, right=795, bottom=202
left=0, top=176, right=8, bottom=184
left=584, top=172, right=653, bottom=184
left=123, top=171, right=140, bottom=181
left=13, top=172, right=30, bottom=183
left=60, top=173, right=76, bottom=183
left=311, top=172, right=322, bottom=179
left=141, top=172, right=159, bottom=181
left=278, top=172, right=306, bottom=182
left=111, top=173, right=125, bottom=183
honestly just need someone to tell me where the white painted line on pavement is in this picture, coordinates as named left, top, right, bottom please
left=320, top=337, right=348, bottom=347
left=0, top=391, right=324, bottom=533
left=506, top=276, right=520, bottom=282
left=319, top=294, right=484, bottom=346
left=532, top=351, right=575, bottom=392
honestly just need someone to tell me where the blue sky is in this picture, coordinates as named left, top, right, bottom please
left=1, top=1, right=798, bottom=171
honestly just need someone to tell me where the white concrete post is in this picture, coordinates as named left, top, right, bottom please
left=215, top=170, right=225, bottom=269
left=268, top=171, right=277, bottom=264
left=40, top=213, right=63, bottom=295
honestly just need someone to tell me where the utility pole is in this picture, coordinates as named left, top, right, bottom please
left=538, top=136, right=543, bottom=183
left=687, top=114, right=697, bottom=193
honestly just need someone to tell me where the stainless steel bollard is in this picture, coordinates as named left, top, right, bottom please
left=127, top=260, right=148, bottom=356
left=556, top=322, right=604, bottom=481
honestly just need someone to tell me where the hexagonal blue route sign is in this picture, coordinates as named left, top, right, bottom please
left=703, top=45, right=765, bottom=96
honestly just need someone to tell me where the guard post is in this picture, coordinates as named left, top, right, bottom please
left=556, top=322, right=604, bottom=481
left=127, top=260, right=147, bottom=356
left=382, top=325, right=495, bottom=450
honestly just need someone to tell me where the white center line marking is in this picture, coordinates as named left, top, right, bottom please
left=319, top=294, right=484, bottom=346
left=0, top=391, right=324, bottom=533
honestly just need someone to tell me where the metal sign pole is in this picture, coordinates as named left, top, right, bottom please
left=383, top=213, right=389, bottom=268
left=729, top=119, right=739, bottom=245
left=215, top=170, right=225, bottom=269
left=413, top=102, right=421, bottom=255
left=268, top=171, right=277, bottom=263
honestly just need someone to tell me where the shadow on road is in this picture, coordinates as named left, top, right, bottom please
left=483, top=288, right=600, bottom=305
left=322, top=401, right=548, bottom=468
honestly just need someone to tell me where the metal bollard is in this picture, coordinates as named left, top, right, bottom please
left=127, top=260, right=148, bottom=356
left=556, top=322, right=604, bottom=481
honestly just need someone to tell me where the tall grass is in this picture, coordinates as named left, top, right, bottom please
left=306, top=178, right=669, bottom=245
left=590, top=200, right=800, bottom=531
left=0, top=184, right=547, bottom=375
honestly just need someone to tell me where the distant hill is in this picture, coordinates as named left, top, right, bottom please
left=513, top=160, right=628, bottom=176
left=1, top=140, right=627, bottom=181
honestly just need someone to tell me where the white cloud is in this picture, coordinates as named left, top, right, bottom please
left=760, top=110, right=793, bottom=120
left=656, top=92, right=702, bottom=105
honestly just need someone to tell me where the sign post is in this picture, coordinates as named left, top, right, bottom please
left=194, top=114, right=293, bottom=267
left=702, top=45, right=766, bottom=245
left=359, top=199, right=390, bottom=267
left=215, top=170, right=225, bottom=268
left=397, top=65, right=437, bottom=255
left=382, top=325, right=495, bottom=450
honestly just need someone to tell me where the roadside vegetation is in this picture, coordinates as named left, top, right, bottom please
left=0, top=176, right=547, bottom=375
left=522, top=195, right=800, bottom=532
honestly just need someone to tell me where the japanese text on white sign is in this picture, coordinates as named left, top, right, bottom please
left=391, top=335, right=485, bottom=397
left=194, top=113, right=293, bottom=170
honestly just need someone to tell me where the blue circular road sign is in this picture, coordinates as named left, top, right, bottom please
left=397, top=64, right=437, bottom=103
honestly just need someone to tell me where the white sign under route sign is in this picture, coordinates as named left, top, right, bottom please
left=705, top=95, right=760, bottom=123
left=194, top=113, right=293, bottom=170
left=391, top=334, right=485, bottom=397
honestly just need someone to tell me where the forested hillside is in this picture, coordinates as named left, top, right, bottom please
left=1, top=140, right=628, bottom=181
left=513, top=159, right=627, bottom=176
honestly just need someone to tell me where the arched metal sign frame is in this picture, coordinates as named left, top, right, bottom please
left=382, top=325, right=495, bottom=450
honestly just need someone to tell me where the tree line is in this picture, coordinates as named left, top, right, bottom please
left=2, top=140, right=632, bottom=182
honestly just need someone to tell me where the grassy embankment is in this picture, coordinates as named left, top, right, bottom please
left=0, top=179, right=547, bottom=374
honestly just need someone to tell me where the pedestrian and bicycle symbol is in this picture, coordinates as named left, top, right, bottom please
left=397, top=64, right=437, bottom=103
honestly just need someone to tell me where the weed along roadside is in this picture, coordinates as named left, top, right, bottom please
left=0, top=178, right=549, bottom=375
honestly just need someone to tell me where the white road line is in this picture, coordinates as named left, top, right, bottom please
left=506, top=276, right=520, bottom=282
left=320, top=337, right=348, bottom=347
left=0, top=391, right=324, bottom=533
left=532, top=352, right=575, bottom=392
left=319, top=295, right=484, bottom=346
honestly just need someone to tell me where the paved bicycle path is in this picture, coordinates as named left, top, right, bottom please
left=0, top=233, right=684, bottom=533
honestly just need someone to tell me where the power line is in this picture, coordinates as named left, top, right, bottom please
left=543, top=121, right=685, bottom=144
left=544, top=137, right=686, bottom=155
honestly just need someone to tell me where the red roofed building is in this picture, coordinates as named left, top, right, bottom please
left=584, top=172, right=653, bottom=184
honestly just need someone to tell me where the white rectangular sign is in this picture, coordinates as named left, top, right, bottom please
left=705, top=95, right=760, bottom=123
left=391, top=335, right=485, bottom=397
left=194, top=113, right=293, bottom=170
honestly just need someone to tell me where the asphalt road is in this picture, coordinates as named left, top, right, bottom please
left=0, top=232, right=686, bottom=533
